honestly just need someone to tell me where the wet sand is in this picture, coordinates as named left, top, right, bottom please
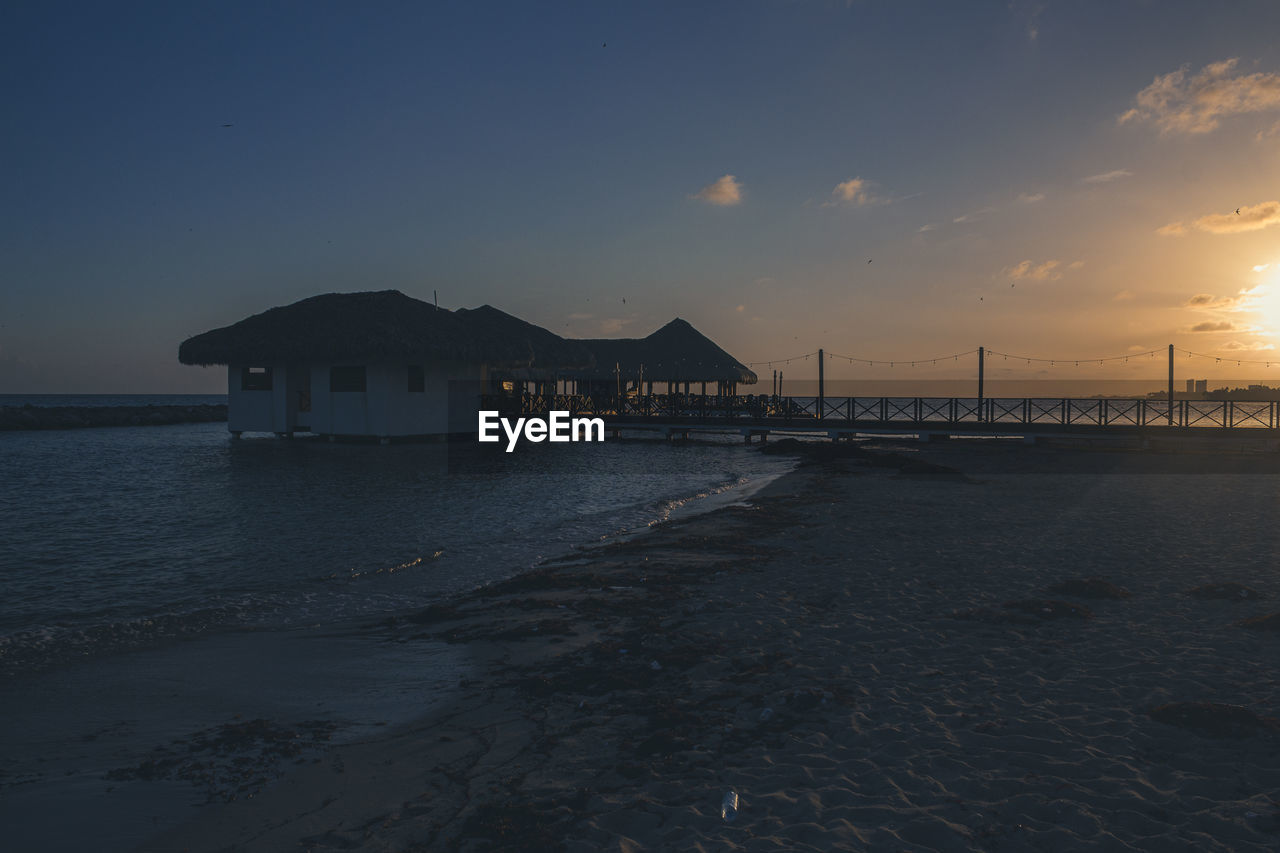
left=141, top=439, right=1280, bottom=852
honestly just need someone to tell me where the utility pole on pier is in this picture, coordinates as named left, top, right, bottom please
left=977, top=346, right=985, bottom=422
left=817, top=349, right=824, bottom=418
left=1168, top=344, right=1174, bottom=426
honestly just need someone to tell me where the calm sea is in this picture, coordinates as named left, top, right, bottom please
left=0, top=393, right=227, bottom=408
left=0, top=398, right=794, bottom=851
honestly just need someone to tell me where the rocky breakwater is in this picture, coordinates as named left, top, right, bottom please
left=0, top=404, right=228, bottom=431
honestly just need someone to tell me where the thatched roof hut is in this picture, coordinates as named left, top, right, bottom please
left=178, top=290, right=591, bottom=369
left=573, top=318, right=757, bottom=384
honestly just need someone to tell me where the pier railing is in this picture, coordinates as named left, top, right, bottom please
left=483, top=394, right=1280, bottom=431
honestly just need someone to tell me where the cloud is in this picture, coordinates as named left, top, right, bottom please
left=1188, top=321, right=1236, bottom=332
left=1258, top=120, right=1280, bottom=141
left=1119, top=58, right=1280, bottom=134
left=827, top=177, right=881, bottom=206
left=692, top=174, right=742, bottom=206
left=1222, top=340, right=1276, bottom=351
left=1255, top=264, right=1271, bottom=272
left=1016, top=192, right=1045, bottom=203
left=598, top=318, right=633, bottom=335
left=1082, top=169, right=1132, bottom=184
left=1068, top=260, right=1085, bottom=269
left=1156, top=222, right=1186, bottom=237
left=566, top=312, right=593, bottom=321
left=1009, top=0, right=1045, bottom=43
left=735, top=304, right=744, bottom=312
left=1114, top=290, right=1136, bottom=302
left=1193, top=201, right=1280, bottom=234
left=953, top=206, right=996, bottom=224
left=1004, top=259, right=1062, bottom=281
left=1186, top=293, right=1244, bottom=310
left=917, top=223, right=936, bottom=233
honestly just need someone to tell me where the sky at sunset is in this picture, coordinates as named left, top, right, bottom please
left=4, top=0, right=1280, bottom=393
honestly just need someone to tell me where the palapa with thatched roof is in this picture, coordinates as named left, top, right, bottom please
left=571, top=318, right=757, bottom=392
left=179, top=290, right=756, bottom=440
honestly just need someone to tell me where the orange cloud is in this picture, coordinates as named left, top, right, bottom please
left=1193, top=201, right=1280, bottom=234
left=692, top=175, right=743, bottom=206
left=1119, top=58, right=1280, bottom=134
left=1082, top=169, right=1132, bottom=184
left=1004, top=259, right=1068, bottom=281
left=1156, top=222, right=1186, bottom=237
left=830, top=177, right=880, bottom=205
left=1186, top=293, right=1244, bottom=309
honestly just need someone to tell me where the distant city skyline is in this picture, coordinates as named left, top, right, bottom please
left=4, top=1, right=1280, bottom=392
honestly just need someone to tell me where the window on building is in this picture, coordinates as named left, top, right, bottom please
left=407, top=365, right=425, bottom=393
left=330, top=366, right=367, bottom=392
left=241, top=366, right=273, bottom=391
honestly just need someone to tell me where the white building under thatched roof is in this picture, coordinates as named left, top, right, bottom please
left=179, top=290, right=757, bottom=440
left=178, top=291, right=590, bottom=439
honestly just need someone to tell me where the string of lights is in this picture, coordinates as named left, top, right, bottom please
left=822, top=349, right=979, bottom=368
left=746, top=351, right=819, bottom=368
left=746, top=345, right=1280, bottom=370
left=1174, top=347, right=1278, bottom=367
left=983, top=347, right=1165, bottom=366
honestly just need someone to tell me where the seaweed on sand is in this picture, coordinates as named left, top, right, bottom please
left=105, top=717, right=338, bottom=802
left=952, top=599, right=1093, bottom=625
left=1236, top=612, right=1280, bottom=631
left=1001, top=599, right=1094, bottom=619
left=1149, top=702, right=1280, bottom=738
left=1045, top=577, right=1131, bottom=600
left=457, top=793, right=590, bottom=852
left=1185, top=582, right=1266, bottom=600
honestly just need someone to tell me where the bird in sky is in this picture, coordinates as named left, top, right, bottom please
left=1237, top=208, right=1241, bottom=215
left=221, top=123, right=233, bottom=128
left=867, top=259, right=872, bottom=264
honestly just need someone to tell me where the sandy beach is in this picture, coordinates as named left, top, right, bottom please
left=138, top=439, right=1280, bottom=852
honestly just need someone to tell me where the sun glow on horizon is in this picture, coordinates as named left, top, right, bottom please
left=1248, top=266, right=1280, bottom=335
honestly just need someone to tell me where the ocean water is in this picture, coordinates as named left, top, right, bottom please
left=0, top=421, right=796, bottom=671
left=0, top=418, right=793, bottom=851
left=0, top=393, right=227, bottom=408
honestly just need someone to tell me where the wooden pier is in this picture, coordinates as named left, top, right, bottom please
left=487, top=393, right=1280, bottom=444
left=486, top=344, right=1280, bottom=446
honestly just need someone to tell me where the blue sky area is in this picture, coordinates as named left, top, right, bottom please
left=4, top=1, right=1280, bottom=391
